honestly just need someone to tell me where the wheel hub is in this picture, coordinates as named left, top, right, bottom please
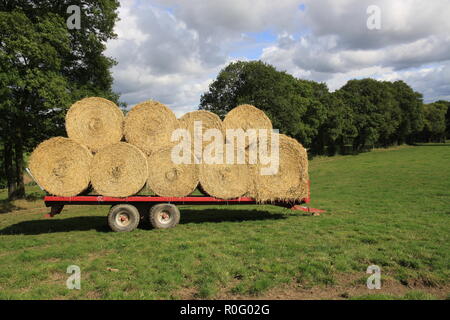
left=158, top=211, right=171, bottom=224
left=116, top=212, right=131, bottom=226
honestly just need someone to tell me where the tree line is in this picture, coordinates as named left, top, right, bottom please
left=200, top=61, right=450, bottom=155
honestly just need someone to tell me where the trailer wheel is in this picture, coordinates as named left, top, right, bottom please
left=149, top=204, right=180, bottom=229
left=108, top=204, right=140, bottom=232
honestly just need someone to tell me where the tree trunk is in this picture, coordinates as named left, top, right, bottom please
left=4, top=141, right=17, bottom=200
left=14, top=138, right=25, bottom=199
left=327, top=139, right=337, bottom=156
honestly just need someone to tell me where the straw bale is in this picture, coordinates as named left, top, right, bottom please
left=28, top=137, right=92, bottom=196
left=65, top=97, right=124, bottom=153
left=124, top=101, right=179, bottom=156
left=147, top=144, right=198, bottom=197
left=90, top=142, right=148, bottom=197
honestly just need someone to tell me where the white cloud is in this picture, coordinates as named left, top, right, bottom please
left=262, top=34, right=450, bottom=74
left=378, top=62, right=450, bottom=102
left=106, top=0, right=230, bottom=115
left=106, top=0, right=450, bottom=113
left=261, top=0, right=450, bottom=97
left=299, top=0, right=450, bottom=50
left=154, top=0, right=303, bottom=38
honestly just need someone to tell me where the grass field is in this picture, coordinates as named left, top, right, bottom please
left=0, top=143, right=449, bottom=300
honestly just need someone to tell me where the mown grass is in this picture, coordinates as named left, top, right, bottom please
left=0, top=143, right=449, bottom=299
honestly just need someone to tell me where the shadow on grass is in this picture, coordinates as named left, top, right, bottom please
left=412, top=143, right=450, bottom=147
left=0, top=216, right=109, bottom=235
left=179, top=208, right=287, bottom=224
left=0, top=208, right=288, bottom=235
left=0, top=200, right=21, bottom=214
left=0, top=191, right=46, bottom=214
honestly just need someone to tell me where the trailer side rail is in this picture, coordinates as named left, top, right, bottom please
left=44, top=195, right=306, bottom=207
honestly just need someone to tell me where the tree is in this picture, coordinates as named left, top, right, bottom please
left=311, top=91, right=357, bottom=155
left=0, top=1, right=120, bottom=199
left=1, top=0, right=120, bottom=102
left=419, top=102, right=448, bottom=142
left=0, top=11, right=71, bottom=199
left=387, top=81, right=424, bottom=145
left=199, top=60, right=327, bottom=148
left=337, top=79, right=405, bottom=151
left=433, top=100, right=450, bottom=139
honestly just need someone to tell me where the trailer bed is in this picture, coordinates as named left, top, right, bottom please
left=42, top=182, right=324, bottom=232
left=44, top=195, right=306, bottom=206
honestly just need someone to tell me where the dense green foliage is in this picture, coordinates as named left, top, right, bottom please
left=336, top=79, right=424, bottom=151
left=200, top=61, right=327, bottom=147
left=0, top=1, right=120, bottom=199
left=420, top=100, right=450, bottom=142
left=200, top=61, right=449, bottom=155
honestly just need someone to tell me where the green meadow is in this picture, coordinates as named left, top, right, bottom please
left=0, top=143, right=449, bottom=299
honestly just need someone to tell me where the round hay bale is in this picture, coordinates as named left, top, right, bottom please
left=199, top=144, right=250, bottom=199
left=147, top=144, right=198, bottom=197
left=253, top=134, right=308, bottom=203
left=65, top=97, right=124, bottom=153
left=244, top=162, right=259, bottom=199
left=90, top=142, right=148, bottom=197
left=179, top=110, right=225, bottom=161
left=28, top=137, right=92, bottom=197
left=124, top=101, right=179, bottom=156
left=223, top=104, right=272, bottom=147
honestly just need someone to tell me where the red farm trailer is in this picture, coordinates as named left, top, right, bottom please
left=43, top=181, right=324, bottom=232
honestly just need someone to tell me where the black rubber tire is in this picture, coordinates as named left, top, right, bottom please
left=149, top=203, right=180, bottom=229
left=107, top=204, right=140, bottom=232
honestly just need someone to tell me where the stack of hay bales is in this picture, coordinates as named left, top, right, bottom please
left=30, top=97, right=149, bottom=198
left=177, top=104, right=308, bottom=202
left=215, top=104, right=308, bottom=202
left=28, top=97, right=309, bottom=203
left=125, top=102, right=200, bottom=197
left=220, top=104, right=274, bottom=199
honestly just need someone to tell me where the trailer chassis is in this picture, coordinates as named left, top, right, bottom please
left=43, top=183, right=324, bottom=232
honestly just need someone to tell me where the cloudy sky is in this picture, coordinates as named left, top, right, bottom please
left=105, top=0, right=450, bottom=116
